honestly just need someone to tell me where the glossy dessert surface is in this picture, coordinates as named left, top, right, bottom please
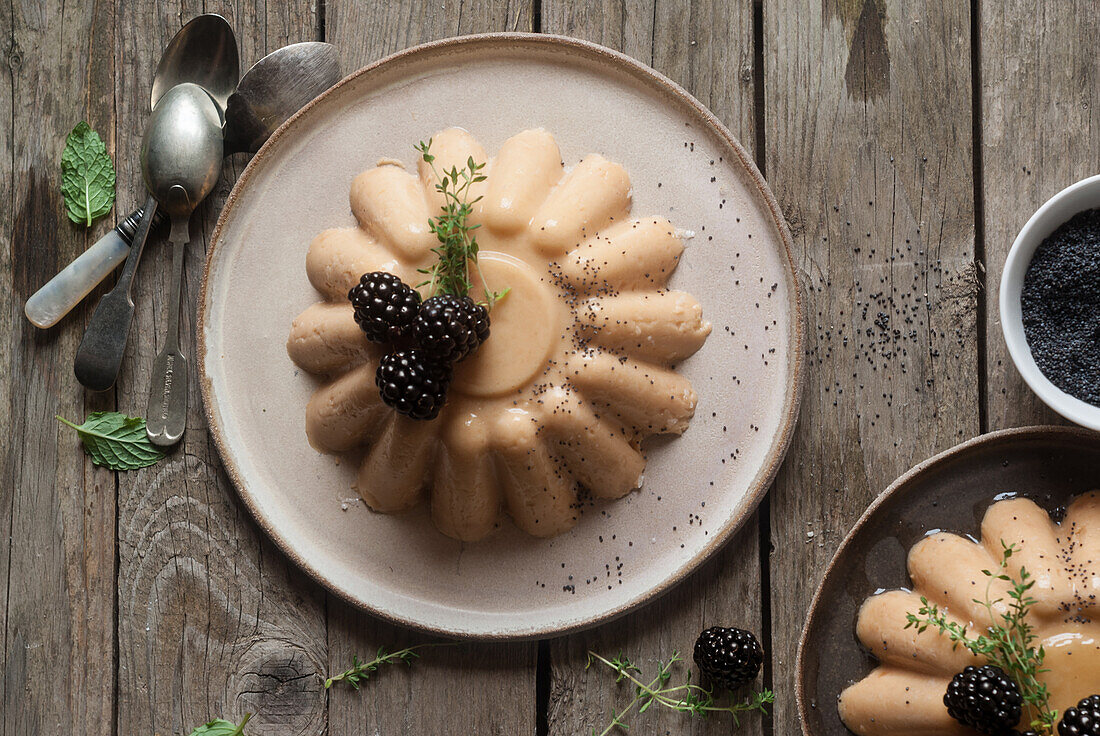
left=287, top=128, right=711, bottom=541
left=797, top=428, right=1100, bottom=735
left=839, top=493, right=1100, bottom=735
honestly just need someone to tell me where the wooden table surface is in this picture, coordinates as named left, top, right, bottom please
left=2, top=1, right=1097, bottom=734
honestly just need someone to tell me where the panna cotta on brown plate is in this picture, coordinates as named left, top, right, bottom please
left=286, top=127, right=711, bottom=541
left=839, top=492, right=1100, bottom=735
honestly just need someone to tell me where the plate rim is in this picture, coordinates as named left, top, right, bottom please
left=794, top=424, right=1100, bottom=734
left=197, top=31, right=806, bottom=640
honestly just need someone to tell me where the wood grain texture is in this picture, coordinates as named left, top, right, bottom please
left=0, top=0, right=11, bottom=718
left=321, top=4, right=538, bottom=735
left=112, top=3, right=330, bottom=735
left=540, top=2, right=768, bottom=735
left=327, top=0, right=533, bottom=70
left=764, top=0, right=981, bottom=731
left=979, top=0, right=1099, bottom=429
left=2, top=0, right=119, bottom=733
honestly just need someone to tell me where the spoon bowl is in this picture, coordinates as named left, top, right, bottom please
left=151, top=14, right=239, bottom=110
left=142, top=82, right=225, bottom=216
left=224, top=41, right=341, bottom=154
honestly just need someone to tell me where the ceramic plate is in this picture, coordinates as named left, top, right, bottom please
left=199, top=33, right=802, bottom=639
left=796, top=426, right=1100, bottom=734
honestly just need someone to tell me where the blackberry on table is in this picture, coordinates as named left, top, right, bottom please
left=1060, top=694, right=1100, bottom=736
left=413, top=294, right=487, bottom=363
left=375, top=350, right=452, bottom=420
left=692, top=626, right=763, bottom=691
left=349, top=271, right=421, bottom=342
left=944, top=665, right=1022, bottom=735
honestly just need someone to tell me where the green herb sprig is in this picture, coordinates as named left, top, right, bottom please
left=61, top=121, right=116, bottom=227
left=187, top=712, right=251, bottom=736
left=415, top=140, right=508, bottom=307
left=586, top=650, right=773, bottom=736
left=57, top=412, right=166, bottom=470
left=905, top=541, right=1058, bottom=734
left=325, top=644, right=447, bottom=690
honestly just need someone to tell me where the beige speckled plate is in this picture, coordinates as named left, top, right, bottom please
left=199, top=33, right=802, bottom=639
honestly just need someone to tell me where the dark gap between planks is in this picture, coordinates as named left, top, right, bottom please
left=752, top=3, right=776, bottom=735
left=533, top=7, right=549, bottom=735
left=969, top=0, right=989, bottom=434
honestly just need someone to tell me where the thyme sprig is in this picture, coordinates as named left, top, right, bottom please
left=905, top=541, right=1058, bottom=734
left=325, top=644, right=448, bottom=690
left=586, top=650, right=773, bottom=736
left=415, top=140, right=508, bottom=307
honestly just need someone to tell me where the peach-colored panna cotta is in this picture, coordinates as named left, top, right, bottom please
left=838, top=492, right=1100, bottom=735
left=286, top=128, right=711, bottom=542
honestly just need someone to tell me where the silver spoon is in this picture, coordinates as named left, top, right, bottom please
left=25, top=41, right=340, bottom=329
left=223, top=41, right=340, bottom=154
left=151, top=14, right=239, bottom=111
left=74, top=82, right=225, bottom=399
left=141, top=83, right=225, bottom=446
left=71, top=15, right=237, bottom=390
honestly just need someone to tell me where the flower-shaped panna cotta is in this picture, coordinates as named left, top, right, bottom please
left=286, top=128, right=711, bottom=542
left=838, top=492, right=1100, bottom=735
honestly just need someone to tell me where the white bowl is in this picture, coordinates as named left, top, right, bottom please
left=1000, top=174, right=1100, bottom=431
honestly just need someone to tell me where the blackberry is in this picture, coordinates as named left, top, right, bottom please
left=944, top=666, right=1022, bottom=735
left=1060, top=695, right=1100, bottom=736
left=692, top=626, right=763, bottom=690
left=375, top=350, right=452, bottom=420
left=463, top=298, right=491, bottom=344
left=349, top=271, right=421, bottom=343
left=413, top=294, right=488, bottom=363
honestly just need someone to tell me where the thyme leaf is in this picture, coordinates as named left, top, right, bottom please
left=905, top=541, right=1058, bottom=734
left=586, top=650, right=773, bottom=735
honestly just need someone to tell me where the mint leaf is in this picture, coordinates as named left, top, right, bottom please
left=60, top=121, right=116, bottom=227
left=188, top=714, right=252, bottom=736
left=188, top=714, right=251, bottom=736
left=56, top=412, right=165, bottom=470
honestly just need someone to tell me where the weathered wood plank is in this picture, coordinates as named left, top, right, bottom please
left=540, top=3, right=768, bottom=735
left=540, top=0, right=654, bottom=62
left=321, top=4, right=538, bottom=735
left=979, top=0, right=1099, bottom=429
left=764, top=0, right=980, bottom=732
left=2, top=0, right=119, bottom=732
left=113, top=3, right=329, bottom=734
left=0, top=0, right=12, bottom=716
left=327, top=0, right=533, bottom=67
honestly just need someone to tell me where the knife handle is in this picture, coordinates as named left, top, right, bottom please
left=25, top=230, right=131, bottom=328
left=24, top=206, right=167, bottom=329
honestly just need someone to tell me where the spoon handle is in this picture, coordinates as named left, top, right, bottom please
left=145, top=215, right=190, bottom=447
left=74, top=194, right=160, bottom=391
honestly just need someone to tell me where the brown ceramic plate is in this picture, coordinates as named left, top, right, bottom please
left=199, top=33, right=802, bottom=639
left=796, top=426, right=1100, bottom=734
